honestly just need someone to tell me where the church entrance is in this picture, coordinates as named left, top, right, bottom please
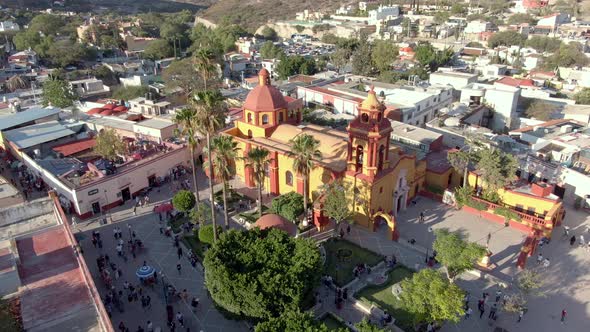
left=372, top=212, right=398, bottom=241
left=397, top=195, right=403, bottom=213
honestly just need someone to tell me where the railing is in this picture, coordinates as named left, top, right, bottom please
left=470, top=196, right=549, bottom=227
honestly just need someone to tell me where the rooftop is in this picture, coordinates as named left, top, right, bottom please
left=134, top=118, right=175, bottom=130
left=0, top=107, right=61, bottom=132
left=52, top=138, right=96, bottom=157
left=389, top=120, right=441, bottom=144
left=3, top=121, right=75, bottom=149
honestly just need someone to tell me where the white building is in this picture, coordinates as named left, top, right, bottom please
left=460, top=83, right=520, bottom=132
left=0, top=21, right=19, bottom=32
left=128, top=96, right=171, bottom=116
left=429, top=70, right=478, bottom=90
left=464, top=20, right=493, bottom=34
left=69, top=78, right=110, bottom=98
left=120, top=75, right=149, bottom=88
left=368, top=5, right=400, bottom=24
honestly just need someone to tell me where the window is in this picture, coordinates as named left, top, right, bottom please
left=262, top=114, right=269, bottom=125
left=356, top=145, right=364, bottom=171
left=286, top=171, right=293, bottom=186
left=278, top=112, right=284, bottom=123
left=247, top=113, right=253, bottom=123
left=377, top=145, right=385, bottom=172
left=247, top=130, right=252, bottom=138
left=417, top=105, right=421, bottom=112
left=361, top=113, right=369, bottom=123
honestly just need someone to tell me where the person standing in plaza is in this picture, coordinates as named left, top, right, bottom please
left=465, top=307, right=472, bottom=319
left=543, top=258, right=551, bottom=268
left=478, top=302, right=485, bottom=319
left=570, top=235, right=576, bottom=246
left=517, top=309, right=524, bottom=322
left=495, top=290, right=502, bottom=303
left=177, top=246, right=183, bottom=260
left=419, top=212, right=424, bottom=222
left=176, top=312, right=184, bottom=327
left=176, top=262, right=182, bottom=275
left=561, top=309, right=567, bottom=323
left=488, top=303, right=497, bottom=320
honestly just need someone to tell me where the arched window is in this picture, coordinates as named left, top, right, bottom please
left=361, top=113, right=369, bottom=123
left=278, top=112, right=284, bottom=123
left=247, top=130, right=252, bottom=138
left=377, top=145, right=385, bottom=172
left=286, top=171, right=293, bottom=186
left=262, top=114, right=269, bottom=125
left=247, top=113, right=252, bottom=123
left=356, top=145, right=363, bottom=171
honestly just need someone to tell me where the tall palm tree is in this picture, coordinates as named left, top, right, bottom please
left=6, top=75, right=26, bottom=92
left=193, top=49, right=216, bottom=90
left=194, top=89, right=227, bottom=242
left=245, top=147, right=271, bottom=219
left=205, top=135, right=240, bottom=230
left=174, top=108, right=201, bottom=203
left=287, top=134, right=322, bottom=217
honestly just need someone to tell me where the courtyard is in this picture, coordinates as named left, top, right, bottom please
left=323, top=239, right=384, bottom=287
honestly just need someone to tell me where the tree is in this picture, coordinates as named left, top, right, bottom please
left=448, top=150, right=471, bottom=188
left=465, top=42, right=484, bottom=48
left=504, top=270, right=544, bottom=313
left=433, top=229, right=487, bottom=280
left=194, top=90, right=228, bottom=242
left=321, top=181, right=352, bottom=236
left=355, top=318, right=388, bottom=332
left=507, top=13, right=537, bottom=25
left=173, top=190, right=197, bottom=212
left=450, top=3, right=467, bottom=15
left=111, top=86, right=149, bottom=101
left=46, top=40, right=96, bottom=67
left=371, top=40, right=399, bottom=74
left=574, top=88, right=590, bottom=104
left=143, top=39, right=173, bottom=60
left=476, top=148, right=518, bottom=193
left=276, top=56, right=317, bottom=79
left=433, top=11, right=451, bottom=25
left=94, top=128, right=127, bottom=161
left=524, top=100, right=555, bottom=120
left=92, top=66, right=117, bottom=86
left=174, top=108, right=201, bottom=204
left=6, top=75, right=26, bottom=92
left=246, top=147, right=271, bottom=218
left=414, top=42, right=454, bottom=73
left=255, top=310, right=330, bottom=332
left=260, top=26, right=278, bottom=41
left=42, top=76, right=77, bottom=108
left=544, top=42, right=589, bottom=69
left=193, top=49, right=217, bottom=90
left=399, top=269, right=465, bottom=324
left=204, top=228, right=322, bottom=320
left=163, top=58, right=202, bottom=96
left=488, top=31, right=526, bottom=48
left=205, top=135, right=240, bottom=230
left=198, top=224, right=223, bottom=245
left=271, top=192, right=304, bottom=222
left=190, top=202, right=211, bottom=226
left=352, top=35, right=373, bottom=76
left=28, top=14, right=65, bottom=36
left=525, top=36, right=562, bottom=53
left=295, top=25, right=305, bottom=33
left=259, top=41, right=284, bottom=59
left=288, top=134, right=322, bottom=217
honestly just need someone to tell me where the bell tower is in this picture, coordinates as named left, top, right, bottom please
left=346, top=86, right=393, bottom=180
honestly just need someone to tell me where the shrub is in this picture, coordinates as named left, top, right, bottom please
left=453, top=186, right=472, bottom=208
left=172, top=190, right=196, bottom=212
left=466, top=198, right=488, bottom=211
left=494, top=206, right=522, bottom=222
left=482, top=190, right=501, bottom=204
left=271, top=192, right=304, bottom=222
left=198, top=224, right=223, bottom=245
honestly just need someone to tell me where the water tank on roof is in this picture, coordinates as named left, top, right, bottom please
left=439, top=107, right=450, bottom=114
left=444, top=117, right=461, bottom=127
left=561, top=125, right=573, bottom=133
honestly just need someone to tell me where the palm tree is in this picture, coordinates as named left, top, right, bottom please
left=174, top=108, right=201, bottom=203
left=194, top=89, right=227, bottom=242
left=287, top=134, right=322, bottom=217
left=245, top=147, right=271, bottom=218
left=6, top=75, right=26, bottom=92
left=205, top=135, right=240, bottom=230
left=193, top=49, right=217, bottom=90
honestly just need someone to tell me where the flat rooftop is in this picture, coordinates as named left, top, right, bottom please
left=390, top=120, right=441, bottom=144
left=83, top=116, right=135, bottom=132
left=17, top=225, right=101, bottom=331
left=0, top=107, right=60, bottom=132
left=3, top=121, right=75, bottom=149
left=134, top=118, right=175, bottom=130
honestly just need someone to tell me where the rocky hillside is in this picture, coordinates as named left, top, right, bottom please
left=201, top=0, right=344, bottom=32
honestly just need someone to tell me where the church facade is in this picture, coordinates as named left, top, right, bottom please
left=223, top=69, right=426, bottom=239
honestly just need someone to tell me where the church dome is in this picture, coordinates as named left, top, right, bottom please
left=243, top=69, right=288, bottom=112
left=254, top=213, right=297, bottom=237
left=360, top=86, right=384, bottom=110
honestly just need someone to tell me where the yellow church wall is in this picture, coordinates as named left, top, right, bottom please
left=233, top=140, right=248, bottom=180
left=425, top=168, right=462, bottom=192
left=277, top=153, right=296, bottom=194
left=236, top=120, right=266, bottom=138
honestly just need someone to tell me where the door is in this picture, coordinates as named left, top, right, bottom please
left=121, top=187, right=131, bottom=202
left=148, top=175, right=156, bottom=187
left=92, top=202, right=101, bottom=214
left=397, top=195, right=403, bottom=212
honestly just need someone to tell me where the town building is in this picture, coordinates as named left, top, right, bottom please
left=0, top=21, right=20, bottom=32
left=429, top=70, right=478, bottom=91
left=464, top=20, right=494, bottom=34
left=69, top=78, right=111, bottom=99
left=128, top=95, right=172, bottom=116
left=8, top=50, right=38, bottom=68
left=460, top=83, right=520, bottom=132
left=224, top=69, right=426, bottom=239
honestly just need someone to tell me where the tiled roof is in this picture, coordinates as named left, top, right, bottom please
left=52, top=138, right=96, bottom=157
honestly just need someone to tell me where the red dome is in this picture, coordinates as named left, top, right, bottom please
left=114, top=106, right=127, bottom=112
left=87, top=108, right=103, bottom=115
left=100, top=110, right=113, bottom=116
left=103, top=104, right=116, bottom=110
left=243, top=69, right=287, bottom=112
left=254, top=214, right=297, bottom=236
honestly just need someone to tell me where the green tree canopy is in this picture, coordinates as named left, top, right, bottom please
left=276, top=56, right=317, bottom=79
left=507, top=13, right=537, bottom=25
left=42, top=77, right=77, bottom=108
left=295, top=25, right=305, bottom=33
left=371, top=40, right=399, bottom=74
left=465, top=42, right=484, bottom=48
left=574, top=88, right=590, bottom=104
left=173, top=190, right=197, bottom=212
left=414, top=42, right=454, bottom=73
left=524, top=100, right=556, bottom=121
left=260, top=26, right=278, bottom=41
left=199, top=224, right=223, bottom=245
left=162, top=58, right=202, bottom=95
left=433, top=229, right=487, bottom=280
left=450, top=4, right=467, bottom=15
left=259, top=41, right=284, bottom=59
left=271, top=192, right=304, bottom=222
left=399, top=269, right=465, bottom=324
left=143, top=39, right=174, bottom=60
left=28, top=14, right=65, bottom=36
left=321, top=181, right=352, bottom=236
left=544, top=42, right=589, bottom=69
left=488, top=31, right=526, bottom=48
left=111, top=86, right=150, bottom=101
left=94, top=128, right=127, bottom=161
left=255, top=311, right=331, bottom=332
left=525, top=36, right=562, bottom=53
left=46, top=40, right=96, bottom=68
left=204, top=228, right=322, bottom=320
left=352, top=34, right=373, bottom=76
left=476, top=148, right=518, bottom=192
left=355, top=318, right=388, bottom=332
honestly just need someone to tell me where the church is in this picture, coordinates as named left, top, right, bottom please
left=223, top=69, right=426, bottom=239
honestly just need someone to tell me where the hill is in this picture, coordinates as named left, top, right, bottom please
left=201, top=0, right=343, bottom=32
